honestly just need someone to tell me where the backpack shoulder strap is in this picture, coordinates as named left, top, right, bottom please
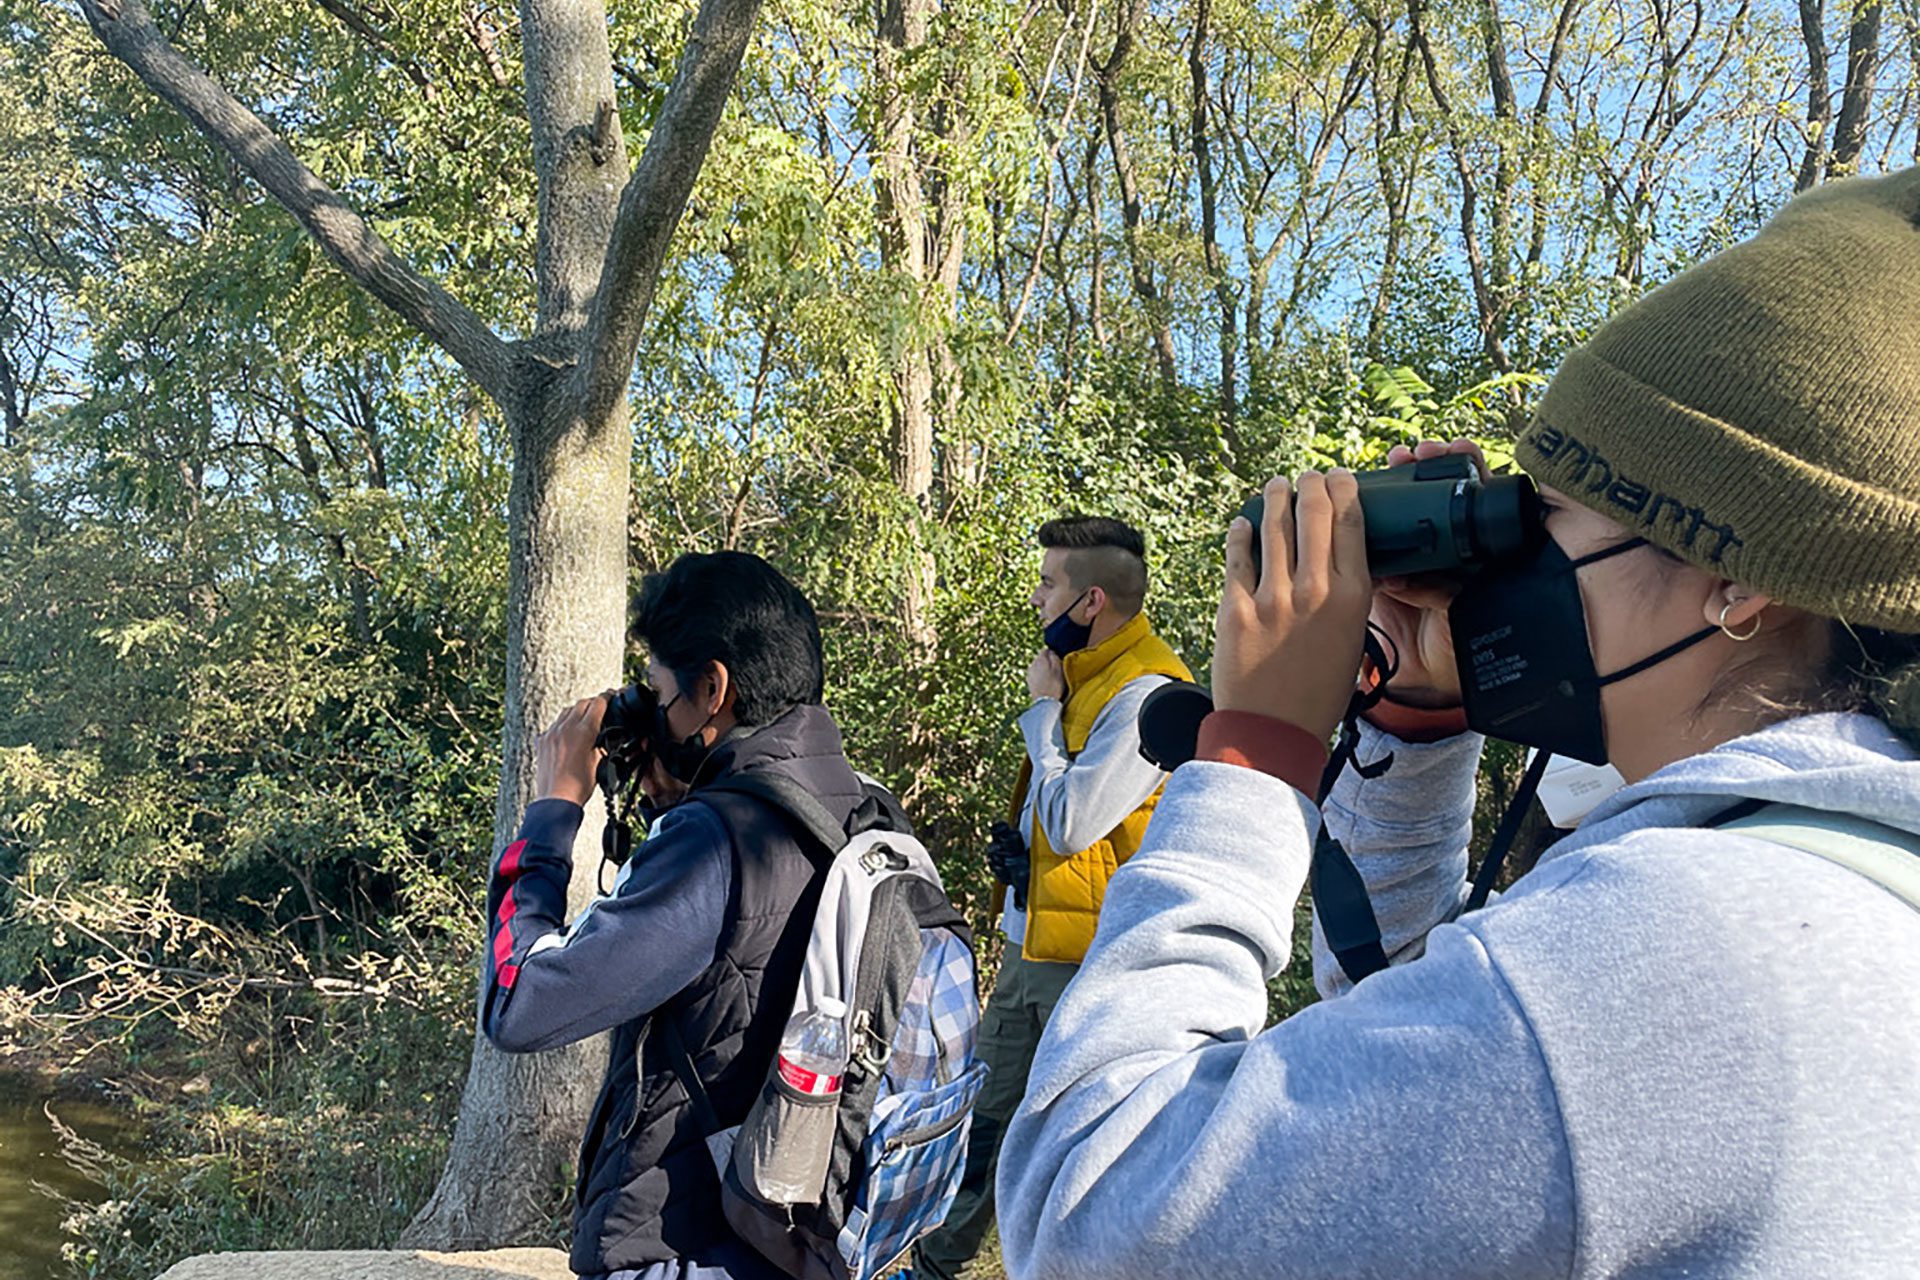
left=1718, top=803, right=1920, bottom=911
left=653, top=1009, right=724, bottom=1137
left=698, top=772, right=852, bottom=859
left=855, top=773, right=913, bottom=837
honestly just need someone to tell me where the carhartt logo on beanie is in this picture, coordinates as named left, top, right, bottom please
left=1516, top=168, right=1920, bottom=632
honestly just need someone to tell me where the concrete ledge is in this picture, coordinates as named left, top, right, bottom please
left=155, top=1249, right=574, bottom=1280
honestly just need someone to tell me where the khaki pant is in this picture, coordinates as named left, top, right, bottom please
left=913, top=946, right=1078, bottom=1280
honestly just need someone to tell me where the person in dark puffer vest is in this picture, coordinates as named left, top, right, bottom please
left=480, top=551, right=868, bottom=1280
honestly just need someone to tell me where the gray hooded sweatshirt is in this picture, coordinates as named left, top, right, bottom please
left=996, top=712, right=1920, bottom=1279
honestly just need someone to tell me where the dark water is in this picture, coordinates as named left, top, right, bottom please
left=0, top=1072, right=144, bottom=1280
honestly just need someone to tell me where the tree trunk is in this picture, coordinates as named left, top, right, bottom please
left=0, top=318, right=23, bottom=448
left=1187, top=0, right=1238, bottom=447
left=1408, top=0, right=1513, bottom=372
left=875, top=0, right=940, bottom=785
left=1097, top=0, right=1179, bottom=387
left=402, top=0, right=632, bottom=1245
left=1831, top=0, right=1883, bottom=175
left=1365, top=33, right=1414, bottom=357
left=1797, top=0, right=1833, bottom=190
left=403, top=385, right=630, bottom=1247
left=1481, top=0, right=1518, bottom=347
left=77, top=0, right=763, bottom=1243
left=1086, top=133, right=1108, bottom=350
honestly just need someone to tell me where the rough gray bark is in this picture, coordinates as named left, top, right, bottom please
left=75, top=0, right=766, bottom=1249
left=405, top=0, right=764, bottom=1246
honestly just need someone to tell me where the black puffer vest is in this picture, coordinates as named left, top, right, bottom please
left=570, top=704, right=867, bottom=1275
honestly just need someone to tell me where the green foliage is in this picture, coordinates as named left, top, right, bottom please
left=48, top=993, right=472, bottom=1277
left=4, top=0, right=1915, bottom=1269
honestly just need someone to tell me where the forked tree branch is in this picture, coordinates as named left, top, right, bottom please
left=572, top=0, right=764, bottom=428
left=75, top=0, right=516, bottom=405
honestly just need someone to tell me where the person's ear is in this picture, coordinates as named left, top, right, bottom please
left=1082, top=586, right=1107, bottom=621
left=1705, top=585, right=1773, bottom=639
left=702, top=661, right=733, bottom=721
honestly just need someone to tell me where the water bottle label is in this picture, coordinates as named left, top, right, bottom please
left=777, top=1056, right=842, bottom=1096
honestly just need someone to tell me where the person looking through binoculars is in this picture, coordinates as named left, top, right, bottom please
left=999, top=170, right=1920, bottom=1277
left=477, top=551, right=874, bottom=1280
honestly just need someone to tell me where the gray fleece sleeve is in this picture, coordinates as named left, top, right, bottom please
left=1018, top=674, right=1171, bottom=854
left=1312, top=721, right=1485, bottom=999
left=996, top=761, right=1575, bottom=1280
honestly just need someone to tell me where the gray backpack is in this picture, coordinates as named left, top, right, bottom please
left=671, top=773, right=986, bottom=1280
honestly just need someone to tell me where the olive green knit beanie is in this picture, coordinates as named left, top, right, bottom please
left=1516, top=167, right=1920, bottom=633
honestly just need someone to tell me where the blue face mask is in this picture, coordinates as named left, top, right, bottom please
left=1042, top=589, right=1094, bottom=657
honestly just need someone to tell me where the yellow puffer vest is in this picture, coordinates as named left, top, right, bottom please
left=1019, top=611, right=1192, bottom=963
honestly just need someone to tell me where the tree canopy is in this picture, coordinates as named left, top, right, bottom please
left=3, top=0, right=1915, bottom=1268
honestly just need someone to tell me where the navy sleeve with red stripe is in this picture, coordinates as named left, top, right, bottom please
left=479, top=797, right=733, bottom=1054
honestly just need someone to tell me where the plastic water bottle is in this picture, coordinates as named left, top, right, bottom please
left=776, top=996, right=849, bottom=1098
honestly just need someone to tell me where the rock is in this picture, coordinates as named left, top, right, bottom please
left=154, top=1249, right=574, bottom=1280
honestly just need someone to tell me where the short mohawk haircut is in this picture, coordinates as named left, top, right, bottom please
left=1037, top=515, right=1149, bottom=615
left=1036, top=515, right=1147, bottom=560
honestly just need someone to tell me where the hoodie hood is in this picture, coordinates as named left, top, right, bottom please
left=1546, top=711, right=1920, bottom=864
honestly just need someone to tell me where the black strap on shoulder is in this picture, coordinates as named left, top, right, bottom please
left=1311, top=626, right=1399, bottom=985
left=1310, top=829, right=1390, bottom=980
left=655, top=1010, right=724, bottom=1137
left=855, top=778, right=913, bottom=837
left=698, top=772, right=853, bottom=858
left=1464, top=749, right=1554, bottom=911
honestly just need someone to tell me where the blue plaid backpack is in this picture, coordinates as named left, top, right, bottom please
left=668, top=773, right=985, bottom=1280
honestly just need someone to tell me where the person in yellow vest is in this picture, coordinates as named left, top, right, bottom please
left=913, top=515, right=1192, bottom=1280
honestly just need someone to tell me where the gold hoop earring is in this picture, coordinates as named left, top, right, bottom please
left=1718, top=602, right=1762, bottom=642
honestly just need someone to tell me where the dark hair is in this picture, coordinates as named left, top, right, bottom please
left=1818, top=622, right=1920, bottom=746
left=1706, top=614, right=1920, bottom=749
left=1038, top=516, right=1149, bottom=615
left=630, top=551, right=825, bottom=727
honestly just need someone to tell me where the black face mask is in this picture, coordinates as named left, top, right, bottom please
left=652, top=692, right=718, bottom=785
left=1318, top=534, right=1720, bottom=985
left=1449, top=536, right=1718, bottom=766
left=1042, top=589, right=1094, bottom=658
